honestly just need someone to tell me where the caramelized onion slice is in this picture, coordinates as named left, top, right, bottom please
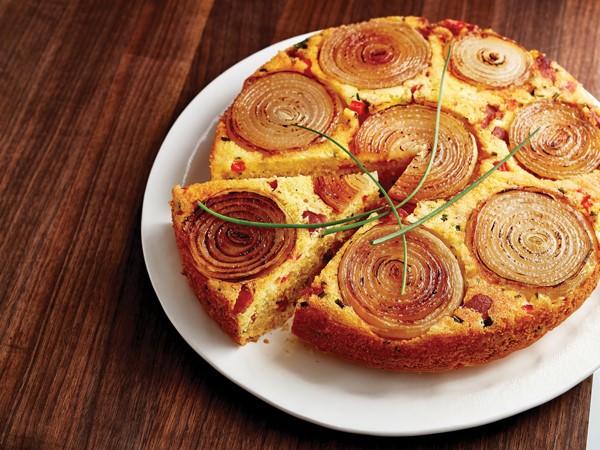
left=509, top=101, right=600, bottom=178
left=339, top=224, right=464, bottom=339
left=226, top=71, right=340, bottom=152
left=450, top=33, right=533, bottom=88
left=355, top=104, right=477, bottom=202
left=314, top=175, right=359, bottom=213
left=467, top=188, right=596, bottom=294
left=319, top=19, right=431, bottom=89
left=184, top=191, right=296, bottom=282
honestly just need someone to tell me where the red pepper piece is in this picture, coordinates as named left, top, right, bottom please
left=231, top=160, right=245, bottom=172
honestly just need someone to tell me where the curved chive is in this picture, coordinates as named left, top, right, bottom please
left=195, top=199, right=381, bottom=229
left=291, top=123, right=409, bottom=294
left=370, top=127, right=540, bottom=245
left=322, top=45, right=453, bottom=236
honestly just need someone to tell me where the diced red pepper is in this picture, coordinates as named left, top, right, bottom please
left=231, top=160, right=245, bottom=172
left=522, top=304, right=534, bottom=311
left=268, top=179, right=278, bottom=190
left=493, top=160, right=510, bottom=172
left=581, top=194, right=593, bottom=211
left=349, top=100, right=366, bottom=116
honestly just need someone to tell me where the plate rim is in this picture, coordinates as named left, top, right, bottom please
left=141, top=32, right=600, bottom=437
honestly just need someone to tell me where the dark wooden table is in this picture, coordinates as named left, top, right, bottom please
left=2, top=0, right=598, bottom=448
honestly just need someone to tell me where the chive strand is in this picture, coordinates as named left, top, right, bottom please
left=292, top=123, right=409, bottom=294
left=370, top=128, right=540, bottom=245
left=196, top=199, right=382, bottom=229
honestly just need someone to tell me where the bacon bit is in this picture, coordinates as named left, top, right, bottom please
left=522, top=304, right=534, bottom=311
left=464, top=294, right=493, bottom=319
left=314, top=175, right=358, bottom=212
left=492, top=160, right=510, bottom=172
left=481, top=104, right=503, bottom=129
left=302, top=210, right=327, bottom=234
left=268, top=179, right=278, bottom=190
left=438, top=19, right=477, bottom=36
left=231, top=160, right=246, bottom=172
left=233, top=285, right=253, bottom=314
left=300, top=285, right=325, bottom=298
left=492, top=126, right=510, bottom=145
left=536, top=54, right=557, bottom=83
left=302, top=210, right=327, bottom=224
left=362, top=195, right=369, bottom=204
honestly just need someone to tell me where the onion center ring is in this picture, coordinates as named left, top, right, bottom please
left=450, top=33, right=533, bottom=88
left=184, top=191, right=296, bottom=282
left=338, top=224, right=464, bottom=339
left=509, top=101, right=600, bottom=178
left=467, top=188, right=595, bottom=292
left=318, top=19, right=431, bottom=89
left=354, top=104, right=478, bottom=202
left=226, top=71, right=341, bottom=152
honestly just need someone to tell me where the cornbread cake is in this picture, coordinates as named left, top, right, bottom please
left=176, top=16, right=600, bottom=370
left=171, top=173, right=379, bottom=344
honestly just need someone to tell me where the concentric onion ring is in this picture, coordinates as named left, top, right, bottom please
left=509, top=101, right=600, bottom=178
left=467, top=188, right=596, bottom=293
left=338, top=224, right=464, bottom=339
left=318, top=19, right=431, bottom=89
left=184, top=191, right=296, bottom=282
left=450, top=33, right=533, bottom=88
left=226, top=71, right=341, bottom=152
left=354, top=104, right=477, bottom=202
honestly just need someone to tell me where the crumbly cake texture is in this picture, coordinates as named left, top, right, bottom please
left=171, top=174, right=379, bottom=344
left=180, top=16, right=600, bottom=369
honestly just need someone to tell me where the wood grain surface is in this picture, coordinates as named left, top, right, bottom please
left=1, top=0, right=598, bottom=448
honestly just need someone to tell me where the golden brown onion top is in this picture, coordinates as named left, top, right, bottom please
left=354, top=104, right=477, bottom=202
left=226, top=71, right=340, bottom=152
left=450, top=32, right=533, bottom=88
left=467, top=188, right=596, bottom=294
left=318, top=19, right=431, bottom=89
left=184, top=191, right=296, bottom=282
left=509, top=101, right=600, bottom=179
left=338, top=224, right=464, bottom=339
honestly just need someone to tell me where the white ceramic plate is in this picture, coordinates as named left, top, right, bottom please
left=141, top=33, right=600, bottom=436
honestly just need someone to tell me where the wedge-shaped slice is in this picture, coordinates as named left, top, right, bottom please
left=171, top=173, right=379, bottom=344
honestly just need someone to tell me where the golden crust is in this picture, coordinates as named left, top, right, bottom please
left=184, top=16, right=600, bottom=369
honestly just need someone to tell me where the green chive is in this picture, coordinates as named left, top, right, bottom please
left=370, top=128, right=540, bottom=245
left=292, top=123, right=409, bottom=294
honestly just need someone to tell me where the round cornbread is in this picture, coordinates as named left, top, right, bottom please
left=185, top=16, right=600, bottom=370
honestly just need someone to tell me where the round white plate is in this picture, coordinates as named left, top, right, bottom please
left=141, top=33, right=600, bottom=436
